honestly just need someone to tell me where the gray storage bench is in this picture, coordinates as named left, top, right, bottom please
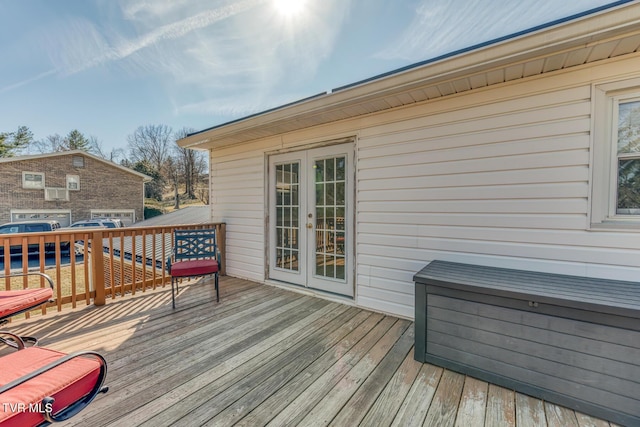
left=414, top=260, right=640, bottom=426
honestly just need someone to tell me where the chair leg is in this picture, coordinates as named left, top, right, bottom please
left=171, top=277, right=176, bottom=309
left=215, top=273, right=219, bottom=302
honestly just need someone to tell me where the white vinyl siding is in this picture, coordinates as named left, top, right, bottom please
left=210, top=149, right=272, bottom=282
left=354, top=84, right=593, bottom=317
left=207, top=56, right=640, bottom=319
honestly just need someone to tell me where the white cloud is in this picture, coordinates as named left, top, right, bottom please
left=376, top=0, right=610, bottom=62
left=1, top=0, right=353, bottom=121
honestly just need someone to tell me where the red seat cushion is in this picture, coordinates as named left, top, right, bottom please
left=0, top=288, right=53, bottom=320
left=170, top=259, right=219, bottom=278
left=0, top=347, right=102, bottom=427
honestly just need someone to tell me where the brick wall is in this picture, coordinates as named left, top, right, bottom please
left=0, top=153, right=144, bottom=224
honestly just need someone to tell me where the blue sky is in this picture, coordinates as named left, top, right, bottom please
left=0, top=0, right=621, bottom=154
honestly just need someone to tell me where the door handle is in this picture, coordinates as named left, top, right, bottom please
left=307, top=223, right=313, bottom=229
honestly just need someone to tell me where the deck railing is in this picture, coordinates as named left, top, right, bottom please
left=1, top=222, right=225, bottom=317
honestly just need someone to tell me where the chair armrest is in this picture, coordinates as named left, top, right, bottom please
left=0, top=331, right=26, bottom=350
left=0, top=272, right=54, bottom=291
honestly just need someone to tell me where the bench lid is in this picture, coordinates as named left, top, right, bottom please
left=414, top=260, right=640, bottom=319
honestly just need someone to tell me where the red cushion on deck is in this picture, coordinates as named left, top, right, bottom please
left=170, top=259, right=219, bottom=278
left=0, top=288, right=53, bottom=319
left=0, top=347, right=102, bottom=427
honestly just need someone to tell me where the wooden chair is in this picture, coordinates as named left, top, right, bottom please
left=168, top=228, right=221, bottom=309
left=0, top=273, right=54, bottom=348
left=0, top=332, right=108, bottom=426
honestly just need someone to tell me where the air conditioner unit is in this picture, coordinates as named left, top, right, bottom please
left=45, top=187, right=69, bottom=201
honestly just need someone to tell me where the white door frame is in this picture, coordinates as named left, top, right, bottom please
left=268, top=142, right=355, bottom=297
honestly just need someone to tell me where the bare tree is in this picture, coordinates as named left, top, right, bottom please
left=90, top=136, right=126, bottom=163
left=164, top=157, right=181, bottom=209
left=127, top=125, right=173, bottom=172
left=33, top=130, right=93, bottom=153
left=32, top=134, right=65, bottom=153
left=174, top=127, right=208, bottom=200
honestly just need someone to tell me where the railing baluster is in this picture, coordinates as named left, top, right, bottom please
left=152, top=231, right=158, bottom=290
left=141, top=229, right=147, bottom=292
left=119, top=231, right=125, bottom=296
left=70, top=235, right=77, bottom=308
left=91, top=229, right=106, bottom=306
left=83, top=236, right=90, bottom=305
left=108, top=232, right=115, bottom=299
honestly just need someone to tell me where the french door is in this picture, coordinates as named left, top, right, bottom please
left=268, top=143, right=354, bottom=297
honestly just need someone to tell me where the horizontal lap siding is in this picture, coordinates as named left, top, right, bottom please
left=204, top=58, right=640, bottom=320
left=356, top=85, right=595, bottom=318
left=210, top=150, right=268, bottom=282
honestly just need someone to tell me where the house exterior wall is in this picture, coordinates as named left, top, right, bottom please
left=0, top=153, right=145, bottom=225
left=210, top=53, right=640, bottom=319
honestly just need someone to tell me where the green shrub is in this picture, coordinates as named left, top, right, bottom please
left=144, top=206, right=163, bottom=219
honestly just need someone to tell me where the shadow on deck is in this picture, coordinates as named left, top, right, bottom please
left=4, top=276, right=619, bottom=426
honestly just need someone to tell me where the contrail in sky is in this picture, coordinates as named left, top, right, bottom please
left=1, top=0, right=263, bottom=92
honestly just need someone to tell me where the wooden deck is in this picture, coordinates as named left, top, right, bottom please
left=4, top=277, right=621, bottom=427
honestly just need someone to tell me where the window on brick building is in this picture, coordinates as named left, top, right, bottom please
left=67, top=174, right=80, bottom=191
left=72, top=156, right=85, bottom=168
left=22, top=171, right=45, bottom=189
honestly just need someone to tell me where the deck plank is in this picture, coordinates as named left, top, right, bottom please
left=390, top=363, right=443, bottom=426
left=264, top=315, right=397, bottom=427
left=205, top=310, right=379, bottom=427
left=575, top=412, right=612, bottom=427
left=545, top=402, right=579, bottom=427
left=515, top=393, right=547, bottom=427
left=422, top=369, right=466, bottom=427
left=485, top=384, right=516, bottom=427
left=294, top=318, right=411, bottom=426
left=329, top=324, right=415, bottom=426
left=359, top=349, right=423, bottom=427
left=455, top=376, right=488, bottom=427
left=1, top=276, right=615, bottom=427
left=236, top=312, right=386, bottom=426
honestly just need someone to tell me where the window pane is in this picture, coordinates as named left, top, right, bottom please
left=326, top=158, right=335, bottom=182
left=617, top=158, right=640, bottom=214
left=274, top=161, right=299, bottom=271
left=618, top=101, right=640, bottom=154
left=336, top=157, right=345, bottom=180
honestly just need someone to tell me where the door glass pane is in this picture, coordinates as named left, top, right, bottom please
left=314, top=156, right=346, bottom=281
left=275, top=162, right=300, bottom=271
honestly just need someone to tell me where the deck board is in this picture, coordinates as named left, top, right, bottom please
left=1, top=276, right=619, bottom=426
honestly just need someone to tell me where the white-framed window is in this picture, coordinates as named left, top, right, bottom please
left=66, top=174, right=80, bottom=191
left=22, top=171, right=45, bottom=189
left=592, top=77, right=640, bottom=229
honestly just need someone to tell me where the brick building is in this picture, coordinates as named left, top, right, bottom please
left=0, top=151, right=150, bottom=226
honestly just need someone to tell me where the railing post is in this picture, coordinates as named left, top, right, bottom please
left=91, top=230, right=106, bottom=306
